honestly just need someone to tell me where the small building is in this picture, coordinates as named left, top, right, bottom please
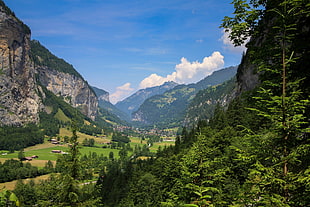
left=51, top=150, right=62, bottom=153
left=22, top=157, right=33, bottom=161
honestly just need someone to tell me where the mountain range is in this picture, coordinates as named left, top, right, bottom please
left=115, top=81, right=179, bottom=117
left=0, top=0, right=238, bottom=131
left=132, top=66, right=237, bottom=128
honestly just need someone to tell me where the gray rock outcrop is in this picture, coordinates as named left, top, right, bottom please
left=0, top=6, right=41, bottom=125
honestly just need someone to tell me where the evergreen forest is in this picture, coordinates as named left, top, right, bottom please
left=0, top=0, right=309, bottom=206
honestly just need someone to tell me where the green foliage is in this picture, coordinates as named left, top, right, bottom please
left=82, top=138, right=95, bottom=147
left=30, top=40, right=83, bottom=79
left=0, top=159, right=42, bottom=183
left=220, top=0, right=266, bottom=46
left=39, top=84, right=106, bottom=137
left=0, top=0, right=30, bottom=34
left=185, top=77, right=236, bottom=127
left=0, top=1, right=308, bottom=207
left=112, top=132, right=130, bottom=143
left=0, top=189, right=20, bottom=207
left=0, top=124, right=44, bottom=151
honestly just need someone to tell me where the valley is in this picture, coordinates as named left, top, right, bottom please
left=0, top=0, right=309, bottom=206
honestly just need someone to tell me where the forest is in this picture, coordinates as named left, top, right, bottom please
left=0, top=0, right=309, bottom=206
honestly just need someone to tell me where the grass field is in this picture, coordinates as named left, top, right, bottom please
left=0, top=145, right=121, bottom=161
left=0, top=129, right=175, bottom=192
left=0, top=129, right=174, bottom=165
left=59, top=128, right=110, bottom=144
left=149, top=141, right=175, bottom=152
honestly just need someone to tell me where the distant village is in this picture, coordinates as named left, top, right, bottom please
left=113, top=125, right=177, bottom=142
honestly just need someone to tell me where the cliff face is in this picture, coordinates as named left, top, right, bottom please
left=0, top=2, right=98, bottom=125
left=92, top=86, right=110, bottom=102
left=235, top=54, right=259, bottom=96
left=0, top=6, right=41, bottom=125
left=37, top=67, right=98, bottom=121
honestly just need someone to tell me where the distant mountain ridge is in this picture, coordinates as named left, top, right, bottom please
left=183, top=77, right=236, bottom=127
left=92, top=86, right=131, bottom=123
left=115, top=81, right=178, bottom=117
left=132, top=66, right=238, bottom=128
left=92, top=86, right=110, bottom=102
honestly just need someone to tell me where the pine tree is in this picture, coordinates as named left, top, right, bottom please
left=222, top=0, right=310, bottom=205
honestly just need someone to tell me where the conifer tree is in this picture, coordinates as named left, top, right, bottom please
left=222, top=0, right=310, bottom=205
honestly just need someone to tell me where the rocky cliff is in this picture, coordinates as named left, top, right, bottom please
left=0, top=4, right=42, bottom=125
left=31, top=40, right=98, bottom=121
left=0, top=1, right=98, bottom=125
left=37, top=66, right=98, bottom=121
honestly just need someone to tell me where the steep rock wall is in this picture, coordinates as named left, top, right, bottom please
left=37, top=67, right=98, bottom=121
left=0, top=6, right=41, bottom=125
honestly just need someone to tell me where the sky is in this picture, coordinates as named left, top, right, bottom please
left=3, top=0, right=245, bottom=103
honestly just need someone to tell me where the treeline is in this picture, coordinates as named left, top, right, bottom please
left=0, top=124, right=44, bottom=151
left=39, top=85, right=105, bottom=137
left=30, top=40, right=83, bottom=80
left=112, top=132, right=130, bottom=143
left=184, top=76, right=236, bottom=127
left=1, top=0, right=309, bottom=206
left=0, top=159, right=53, bottom=183
left=97, top=92, right=309, bottom=207
left=0, top=0, right=30, bottom=34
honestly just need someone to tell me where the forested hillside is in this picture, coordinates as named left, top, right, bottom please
left=0, top=0, right=309, bottom=206
left=183, top=77, right=236, bottom=127
left=95, top=1, right=310, bottom=206
left=116, top=81, right=178, bottom=117
left=132, top=66, right=237, bottom=128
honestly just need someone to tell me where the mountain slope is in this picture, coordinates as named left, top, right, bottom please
left=32, top=40, right=98, bottom=121
left=92, top=86, right=131, bottom=124
left=132, top=66, right=237, bottom=128
left=183, top=77, right=236, bottom=127
left=115, top=81, right=178, bottom=117
left=0, top=0, right=100, bottom=127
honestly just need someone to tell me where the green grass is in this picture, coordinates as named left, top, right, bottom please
left=79, top=146, right=120, bottom=158
left=0, top=145, right=121, bottom=161
left=54, top=108, right=71, bottom=122
left=149, top=141, right=175, bottom=152
left=0, top=146, right=68, bottom=160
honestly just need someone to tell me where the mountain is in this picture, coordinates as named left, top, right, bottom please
left=0, top=2, right=97, bottom=126
left=115, top=81, right=178, bottom=117
left=132, top=66, right=237, bottom=128
left=0, top=3, right=41, bottom=126
left=32, top=40, right=98, bottom=121
left=92, top=86, right=109, bottom=102
left=183, top=77, right=236, bottom=127
left=92, top=86, right=131, bottom=124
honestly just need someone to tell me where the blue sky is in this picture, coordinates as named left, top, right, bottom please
left=4, top=0, right=244, bottom=103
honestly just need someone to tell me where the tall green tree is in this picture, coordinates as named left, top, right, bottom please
left=222, top=0, right=310, bottom=205
left=53, top=121, right=81, bottom=206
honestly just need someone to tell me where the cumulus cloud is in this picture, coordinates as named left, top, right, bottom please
left=110, top=83, right=134, bottom=104
left=139, top=51, right=224, bottom=89
left=220, top=29, right=248, bottom=53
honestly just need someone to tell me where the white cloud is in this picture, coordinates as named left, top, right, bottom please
left=110, top=83, right=134, bottom=104
left=139, top=51, right=224, bottom=89
left=220, top=29, right=248, bottom=53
